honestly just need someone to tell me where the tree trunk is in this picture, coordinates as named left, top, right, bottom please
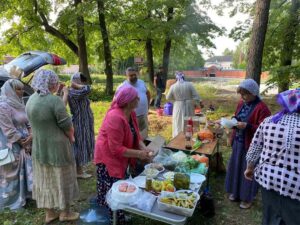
left=162, top=7, right=174, bottom=85
left=246, top=0, right=271, bottom=86
left=278, top=0, right=299, bottom=92
left=74, top=0, right=91, bottom=84
left=145, top=38, right=154, bottom=85
left=97, top=0, right=114, bottom=95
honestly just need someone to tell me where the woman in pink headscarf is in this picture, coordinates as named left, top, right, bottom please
left=94, top=86, right=153, bottom=225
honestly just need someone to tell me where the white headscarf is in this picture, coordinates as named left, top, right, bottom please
left=238, top=79, right=260, bottom=96
left=31, top=69, right=59, bottom=96
left=175, top=71, right=185, bottom=83
left=70, top=72, right=82, bottom=85
left=0, top=79, right=25, bottom=110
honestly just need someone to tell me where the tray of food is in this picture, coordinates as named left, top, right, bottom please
left=157, top=190, right=200, bottom=217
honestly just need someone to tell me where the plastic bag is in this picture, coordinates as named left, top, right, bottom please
left=153, top=148, right=178, bottom=171
left=106, top=179, right=141, bottom=211
left=130, top=191, right=157, bottom=212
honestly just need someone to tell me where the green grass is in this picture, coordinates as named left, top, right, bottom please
left=0, top=76, right=278, bottom=225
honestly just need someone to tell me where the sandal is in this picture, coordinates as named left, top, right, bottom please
left=45, top=212, right=59, bottom=224
left=59, top=211, right=79, bottom=222
left=77, top=172, right=92, bottom=179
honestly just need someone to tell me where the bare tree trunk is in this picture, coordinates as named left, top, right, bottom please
left=97, top=0, right=114, bottom=95
left=278, top=0, right=299, bottom=92
left=162, top=7, right=174, bottom=85
left=145, top=38, right=154, bottom=85
left=246, top=0, right=271, bottom=86
left=74, top=0, right=91, bottom=84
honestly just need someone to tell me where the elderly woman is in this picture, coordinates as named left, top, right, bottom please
left=26, top=70, right=79, bottom=223
left=0, top=79, right=33, bottom=210
left=245, top=89, right=300, bottom=225
left=225, top=79, right=271, bottom=209
left=94, top=86, right=153, bottom=225
left=68, top=72, right=94, bottom=178
left=166, top=71, right=201, bottom=137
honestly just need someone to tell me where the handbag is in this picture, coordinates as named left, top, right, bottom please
left=0, top=148, right=15, bottom=166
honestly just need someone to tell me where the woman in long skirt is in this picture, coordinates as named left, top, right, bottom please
left=68, top=72, right=94, bottom=178
left=225, top=79, right=271, bottom=209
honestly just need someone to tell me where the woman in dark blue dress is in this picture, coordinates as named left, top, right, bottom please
left=68, top=72, right=94, bottom=178
left=225, top=79, right=271, bottom=209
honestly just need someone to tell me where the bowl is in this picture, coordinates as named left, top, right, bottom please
left=144, top=168, right=159, bottom=178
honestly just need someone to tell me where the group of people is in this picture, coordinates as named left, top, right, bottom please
left=0, top=65, right=299, bottom=225
left=0, top=69, right=94, bottom=223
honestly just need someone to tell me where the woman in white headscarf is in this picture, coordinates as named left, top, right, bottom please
left=0, top=79, right=33, bottom=210
left=26, top=69, right=79, bottom=223
left=166, top=71, right=201, bottom=137
left=68, top=72, right=94, bottom=178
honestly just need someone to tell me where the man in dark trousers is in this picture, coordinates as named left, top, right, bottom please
left=154, top=66, right=166, bottom=109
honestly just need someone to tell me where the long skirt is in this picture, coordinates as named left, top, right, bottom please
left=32, top=159, right=79, bottom=210
left=96, top=163, right=125, bottom=225
left=0, top=147, right=32, bottom=210
left=225, top=137, right=258, bottom=202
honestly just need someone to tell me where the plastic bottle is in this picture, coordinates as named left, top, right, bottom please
left=185, top=124, right=193, bottom=150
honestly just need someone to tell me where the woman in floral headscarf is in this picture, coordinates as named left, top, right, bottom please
left=166, top=71, right=202, bottom=137
left=68, top=72, right=94, bottom=179
left=26, top=69, right=79, bottom=223
left=245, top=89, right=300, bottom=225
left=0, top=79, right=33, bottom=210
left=225, top=79, right=271, bottom=209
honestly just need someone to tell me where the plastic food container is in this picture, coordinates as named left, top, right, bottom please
left=144, top=163, right=165, bottom=173
left=157, top=190, right=200, bottom=217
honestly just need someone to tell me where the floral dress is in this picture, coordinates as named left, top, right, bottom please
left=0, top=102, right=33, bottom=210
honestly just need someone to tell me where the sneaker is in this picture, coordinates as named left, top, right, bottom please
left=77, top=172, right=92, bottom=179
left=228, top=194, right=235, bottom=201
left=240, top=201, right=252, bottom=209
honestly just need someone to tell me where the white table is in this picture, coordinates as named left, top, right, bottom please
left=112, top=183, right=203, bottom=225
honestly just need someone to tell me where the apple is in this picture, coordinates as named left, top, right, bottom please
left=166, top=184, right=175, bottom=192
left=152, top=180, right=162, bottom=192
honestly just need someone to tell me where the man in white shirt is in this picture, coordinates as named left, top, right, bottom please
left=117, top=67, right=150, bottom=139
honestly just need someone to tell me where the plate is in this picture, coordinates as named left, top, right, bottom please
left=163, top=171, right=175, bottom=180
left=190, top=173, right=206, bottom=184
left=132, top=176, right=146, bottom=188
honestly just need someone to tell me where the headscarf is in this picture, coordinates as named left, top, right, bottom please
left=71, top=72, right=82, bottom=84
left=0, top=79, right=25, bottom=110
left=238, top=79, right=260, bottom=96
left=271, top=89, right=300, bottom=123
left=31, top=69, right=59, bottom=96
left=112, top=86, right=138, bottom=109
left=175, top=71, right=185, bottom=83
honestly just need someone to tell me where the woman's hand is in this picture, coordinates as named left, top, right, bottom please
left=137, top=149, right=154, bottom=162
left=244, top=166, right=254, bottom=181
left=22, top=135, right=32, bottom=146
left=236, top=122, right=247, bottom=129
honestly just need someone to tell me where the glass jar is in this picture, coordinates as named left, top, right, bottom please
left=145, top=176, right=152, bottom=191
left=174, top=173, right=190, bottom=190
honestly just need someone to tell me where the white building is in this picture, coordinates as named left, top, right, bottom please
left=204, top=56, right=233, bottom=69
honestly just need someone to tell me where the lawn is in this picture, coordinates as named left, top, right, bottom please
left=0, top=75, right=279, bottom=225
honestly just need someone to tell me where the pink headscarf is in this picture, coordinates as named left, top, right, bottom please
left=112, top=86, right=138, bottom=109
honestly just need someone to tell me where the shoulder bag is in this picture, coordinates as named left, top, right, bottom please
left=0, top=148, right=15, bottom=166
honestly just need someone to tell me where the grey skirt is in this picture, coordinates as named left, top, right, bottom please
left=32, top=159, right=79, bottom=210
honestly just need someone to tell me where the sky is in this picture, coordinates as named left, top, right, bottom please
left=201, top=0, right=253, bottom=59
